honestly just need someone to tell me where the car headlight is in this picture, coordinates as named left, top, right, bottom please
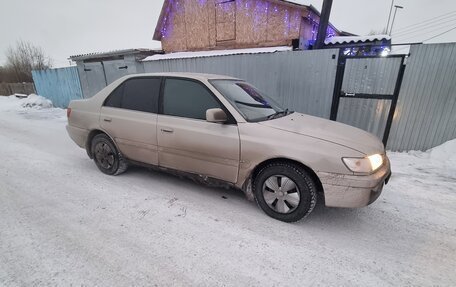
left=342, top=154, right=383, bottom=173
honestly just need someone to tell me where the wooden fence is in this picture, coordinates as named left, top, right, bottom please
left=0, top=82, right=35, bottom=96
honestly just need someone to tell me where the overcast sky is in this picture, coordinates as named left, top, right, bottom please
left=1, top=0, right=455, bottom=67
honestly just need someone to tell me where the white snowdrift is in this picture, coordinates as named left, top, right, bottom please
left=0, top=94, right=65, bottom=120
left=388, top=139, right=456, bottom=182
left=0, top=94, right=53, bottom=111
left=429, top=139, right=456, bottom=164
left=20, top=94, right=53, bottom=109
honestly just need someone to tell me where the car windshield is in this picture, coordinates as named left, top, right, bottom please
left=210, top=80, right=292, bottom=122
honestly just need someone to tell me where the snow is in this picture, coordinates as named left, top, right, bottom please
left=1, top=94, right=53, bottom=110
left=20, top=94, right=53, bottom=109
left=325, top=34, right=391, bottom=45
left=0, top=95, right=455, bottom=286
left=143, top=46, right=292, bottom=61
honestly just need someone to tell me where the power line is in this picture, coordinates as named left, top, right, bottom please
left=393, top=19, right=456, bottom=42
left=422, top=25, right=456, bottom=42
left=393, top=16, right=456, bottom=37
left=393, top=10, right=456, bottom=33
left=394, top=11, right=456, bottom=34
left=393, top=19, right=456, bottom=38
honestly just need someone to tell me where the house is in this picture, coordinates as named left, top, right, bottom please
left=153, top=0, right=352, bottom=53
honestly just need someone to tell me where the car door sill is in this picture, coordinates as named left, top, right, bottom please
left=126, top=159, right=237, bottom=190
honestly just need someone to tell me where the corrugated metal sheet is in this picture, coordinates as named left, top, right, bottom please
left=77, top=55, right=147, bottom=98
left=78, top=62, right=107, bottom=98
left=325, top=35, right=391, bottom=45
left=143, top=46, right=292, bottom=61
left=144, top=49, right=339, bottom=118
left=103, top=60, right=129, bottom=84
left=337, top=98, right=391, bottom=140
left=342, top=57, right=402, bottom=95
left=69, top=48, right=161, bottom=61
left=31, top=67, right=83, bottom=108
left=387, top=43, right=456, bottom=151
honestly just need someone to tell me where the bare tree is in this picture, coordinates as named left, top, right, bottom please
left=5, top=40, right=52, bottom=82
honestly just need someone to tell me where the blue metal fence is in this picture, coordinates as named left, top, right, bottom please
left=32, top=67, right=83, bottom=108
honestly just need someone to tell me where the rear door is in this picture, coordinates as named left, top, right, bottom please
left=157, top=78, right=240, bottom=183
left=100, top=77, right=161, bottom=165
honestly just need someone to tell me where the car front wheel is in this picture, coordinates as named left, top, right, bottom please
left=253, top=162, right=317, bottom=222
left=91, top=133, right=128, bottom=175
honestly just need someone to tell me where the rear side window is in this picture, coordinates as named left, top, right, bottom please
left=163, top=78, right=221, bottom=120
left=104, top=84, right=123, bottom=108
left=104, top=78, right=161, bottom=113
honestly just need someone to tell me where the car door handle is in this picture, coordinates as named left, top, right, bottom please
left=103, top=118, right=112, bottom=122
left=161, top=128, right=174, bottom=133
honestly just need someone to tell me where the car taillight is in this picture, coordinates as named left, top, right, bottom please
left=67, top=108, right=72, bottom=118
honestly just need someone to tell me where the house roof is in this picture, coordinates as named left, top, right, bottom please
left=69, top=48, right=163, bottom=61
left=153, top=0, right=343, bottom=41
left=142, top=46, right=292, bottom=61
left=325, top=35, right=391, bottom=45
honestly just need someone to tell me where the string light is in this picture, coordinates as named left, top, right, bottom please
left=342, top=46, right=391, bottom=57
left=160, top=0, right=341, bottom=46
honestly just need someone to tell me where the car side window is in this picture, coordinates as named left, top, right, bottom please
left=104, top=84, right=124, bottom=108
left=121, top=78, right=160, bottom=113
left=163, top=78, right=221, bottom=120
left=104, top=78, right=160, bottom=113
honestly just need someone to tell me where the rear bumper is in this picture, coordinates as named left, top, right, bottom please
left=318, top=157, right=391, bottom=208
left=66, top=125, right=88, bottom=149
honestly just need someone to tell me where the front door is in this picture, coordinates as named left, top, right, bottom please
left=100, top=77, right=161, bottom=165
left=157, top=78, right=240, bottom=183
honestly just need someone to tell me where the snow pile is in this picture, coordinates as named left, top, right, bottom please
left=428, top=139, right=456, bottom=164
left=428, top=139, right=456, bottom=179
left=0, top=95, right=25, bottom=111
left=20, top=94, right=53, bottom=109
left=0, top=94, right=64, bottom=120
left=0, top=94, right=53, bottom=111
left=388, top=139, right=456, bottom=192
left=143, top=46, right=292, bottom=61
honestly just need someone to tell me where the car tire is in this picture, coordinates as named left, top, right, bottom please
left=253, top=162, right=317, bottom=222
left=91, top=133, right=128, bottom=176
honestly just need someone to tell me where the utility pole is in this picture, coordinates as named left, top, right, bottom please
left=314, top=0, right=333, bottom=49
left=386, top=0, right=395, bottom=34
left=389, top=5, right=404, bottom=35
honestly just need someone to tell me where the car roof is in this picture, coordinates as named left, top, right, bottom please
left=122, top=72, right=240, bottom=81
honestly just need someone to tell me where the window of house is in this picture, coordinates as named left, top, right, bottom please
left=163, top=78, right=221, bottom=120
left=215, top=0, right=236, bottom=42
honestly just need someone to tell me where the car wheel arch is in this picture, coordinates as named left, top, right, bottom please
left=247, top=158, right=325, bottom=203
left=85, top=129, right=120, bottom=159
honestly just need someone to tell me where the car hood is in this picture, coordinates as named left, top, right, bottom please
left=259, top=112, right=384, bottom=155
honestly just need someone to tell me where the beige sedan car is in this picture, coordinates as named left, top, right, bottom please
left=67, top=72, right=391, bottom=222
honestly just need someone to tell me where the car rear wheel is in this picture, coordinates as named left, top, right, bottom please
left=91, top=134, right=128, bottom=175
left=253, top=162, right=317, bottom=222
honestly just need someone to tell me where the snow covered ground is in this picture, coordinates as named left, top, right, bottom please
left=0, top=95, right=455, bottom=286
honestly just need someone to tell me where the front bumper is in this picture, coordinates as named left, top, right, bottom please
left=318, top=157, right=391, bottom=208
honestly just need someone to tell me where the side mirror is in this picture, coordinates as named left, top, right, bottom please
left=206, top=108, right=227, bottom=123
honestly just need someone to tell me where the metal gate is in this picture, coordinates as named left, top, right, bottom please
left=329, top=54, right=406, bottom=145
